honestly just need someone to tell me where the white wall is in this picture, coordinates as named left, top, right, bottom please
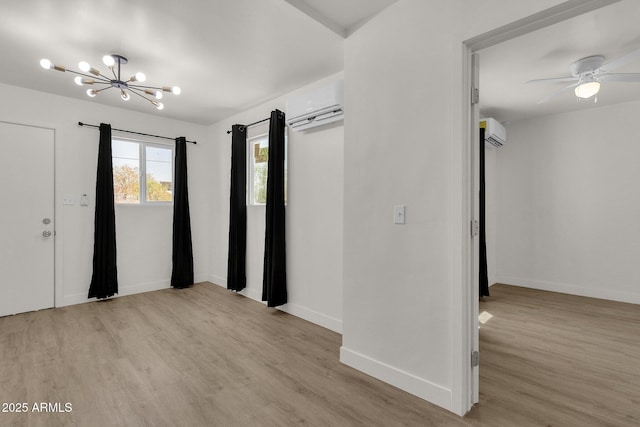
left=208, top=73, right=344, bottom=333
left=496, top=100, right=640, bottom=304
left=0, top=82, right=211, bottom=307
left=485, top=143, right=498, bottom=286
left=341, top=0, right=568, bottom=415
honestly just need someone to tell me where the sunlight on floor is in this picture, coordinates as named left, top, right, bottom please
left=479, top=310, right=493, bottom=325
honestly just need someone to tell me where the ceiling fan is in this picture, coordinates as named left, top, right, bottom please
left=527, top=47, right=640, bottom=104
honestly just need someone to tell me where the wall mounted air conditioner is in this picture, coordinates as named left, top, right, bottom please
left=286, top=80, right=343, bottom=131
left=480, top=118, right=506, bottom=147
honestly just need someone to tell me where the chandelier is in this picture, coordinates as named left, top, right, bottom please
left=39, top=54, right=181, bottom=110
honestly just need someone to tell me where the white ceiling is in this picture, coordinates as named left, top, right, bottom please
left=0, top=0, right=396, bottom=126
left=284, top=0, right=399, bottom=36
left=4, top=1, right=635, bottom=128
left=479, top=0, right=640, bottom=124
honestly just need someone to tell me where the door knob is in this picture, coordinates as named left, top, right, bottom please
left=42, top=230, right=52, bottom=237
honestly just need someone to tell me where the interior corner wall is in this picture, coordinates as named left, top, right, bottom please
left=207, top=72, right=344, bottom=334
left=0, top=82, right=211, bottom=307
left=495, top=100, right=640, bottom=304
left=341, top=0, right=569, bottom=416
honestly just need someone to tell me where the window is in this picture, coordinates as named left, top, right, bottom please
left=248, top=133, right=287, bottom=205
left=112, top=138, right=174, bottom=204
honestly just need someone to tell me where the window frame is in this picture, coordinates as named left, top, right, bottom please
left=112, top=136, right=175, bottom=206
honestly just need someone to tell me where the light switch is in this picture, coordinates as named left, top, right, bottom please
left=80, top=194, right=89, bottom=206
left=63, top=194, right=75, bottom=205
left=394, top=205, right=405, bottom=224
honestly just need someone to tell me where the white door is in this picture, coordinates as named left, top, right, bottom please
left=471, top=52, right=480, bottom=404
left=0, top=122, right=55, bottom=317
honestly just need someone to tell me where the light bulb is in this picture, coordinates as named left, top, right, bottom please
left=103, top=55, right=115, bottom=67
left=574, top=81, right=600, bottom=99
left=40, top=59, right=52, bottom=69
left=153, top=101, right=164, bottom=110
left=86, top=89, right=97, bottom=97
left=135, top=72, right=146, bottom=82
left=78, top=61, right=90, bottom=72
left=76, top=78, right=95, bottom=85
left=145, top=89, right=164, bottom=100
left=172, top=86, right=181, bottom=95
left=121, top=90, right=130, bottom=101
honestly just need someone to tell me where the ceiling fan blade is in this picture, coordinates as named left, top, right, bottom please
left=536, top=82, right=579, bottom=104
left=600, top=73, right=640, bottom=82
left=526, top=76, right=577, bottom=84
left=601, top=47, right=640, bottom=72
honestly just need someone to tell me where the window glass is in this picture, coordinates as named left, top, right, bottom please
left=145, top=145, right=173, bottom=202
left=248, top=133, right=287, bottom=206
left=251, top=137, right=269, bottom=205
left=113, top=139, right=140, bottom=204
left=112, top=138, right=173, bottom=205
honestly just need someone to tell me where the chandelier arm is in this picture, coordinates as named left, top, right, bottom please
left=65, top=69, right=111, bottom=83
left=128, top=84, right=166, bottom=91
left=127, top=87, right=157, bottom=103
left=99, top=71, right=115, bottom=80
left=94, top=87, right=113, bottom=94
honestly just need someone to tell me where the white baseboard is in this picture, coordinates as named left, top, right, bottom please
left=340, top=346, right=452, bottom=412
left=194, top=274, right=209, bottom=284
left=279, top=303, right=342, bottom=334
left=208, top=274, right=227, bottom=287
left=207, top=274, right=343, bottom=333
left=495, top=275, right=640, bottom=305
left=60, top=279, right=171, bottom=307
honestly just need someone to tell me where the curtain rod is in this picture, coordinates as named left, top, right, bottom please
left=78, top=122, right=197, bottom=144
left=226, top=116, right=270, bottom=134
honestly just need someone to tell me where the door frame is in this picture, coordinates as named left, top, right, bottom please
left=0, top=120, right=58, bottom=310
left=456, top=0, right=621, bottom=415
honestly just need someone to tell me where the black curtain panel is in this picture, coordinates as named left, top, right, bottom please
left=479, top=127, right=490, bottom=298
left=227, top=125, right=247, bottom=292
left=171, top=137, right=194, bottom=289
left=88, top=123, right=118, bottom=299
left=262, top=110, right=287, bottom=307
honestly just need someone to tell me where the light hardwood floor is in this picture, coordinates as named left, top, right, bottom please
left=469, top=284, right=640, bottom=427
left=0, top=282, right=638, bottom=426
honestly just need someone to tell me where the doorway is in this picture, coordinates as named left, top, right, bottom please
left=462, top=0, right=622, bottom=413
left=0, top=121, right=55, bottom=316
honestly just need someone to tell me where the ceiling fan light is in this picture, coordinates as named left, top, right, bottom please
left=575, top=81, right=600, bottom=99
left=103, top=55, right=115, bottom=67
